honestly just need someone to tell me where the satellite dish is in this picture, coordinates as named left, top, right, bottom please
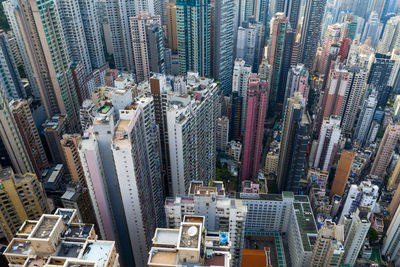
left=187, top=226, right=198, bottom=237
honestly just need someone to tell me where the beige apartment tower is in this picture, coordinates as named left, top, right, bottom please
left=0, top=167, right=48, bottom=241
left=166, top=2, right=178, bottom=52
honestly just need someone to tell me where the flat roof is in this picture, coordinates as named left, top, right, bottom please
left=154, top=229, right=180, bottom=246
left=293, top=202, right=318, bottom=252
left=19, top=221, right=38, bottom=235
left=31, top=216, right=60, bottom=239
left=63, top=224, right=93, bottom=240
left=179, top=224, right=201, bottom=249
left=54, top=209, right=75, bottom=224
left=55, top=242, right=85, bottom=258
left=5, top=239, right=33, bottom=256
left=24, top=257, right=46, bottom=267
left=81, top=242, right=113, bottom=267
left=149, top=250, right=177, bottom=265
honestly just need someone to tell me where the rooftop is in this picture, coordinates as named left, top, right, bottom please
left=63, top=224, right=93, bottom=240
left=183, top=216, right=205, bottom=225
left=55, top=242, right=84, bottom=258
left=24, top=257, right=46, bottom=267
left=149, top=249, right=177, bottom=265
left=179, top=224, right=201, bottom=249
left=54, top=209, right=75, bottom=224
left=18, top=221, right=38, bottom=236
left=153, top=229, right=180, bottom=246
left=5, top=239, right=33, bottom=256
left=293, top=202, right=318, bottom=251
left=81, top=241, right=113, bottom=267
left=30, top=215, right=60, bottom=239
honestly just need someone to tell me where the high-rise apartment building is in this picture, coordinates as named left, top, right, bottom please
left=3, top=209, right=120, bottom=267
left=213, top=0, right=235, bottom=94
left=330, top=150, right=355, bottom=199
left=176, top=0, right=211, bottom=76
left=269, top=13, right=288, bottom=105
left=216, top=117, right=229, bottom=151
left=43, top=115, right=68, bottom=164
left=354, top=89, right=378, bottom=144
left=377, top=15, right=400, bottom=54
left=166, top=2, right=178, bottom=52
left=284, top=64, right=310, bottom=106
left=112, top=98, right=164, bottom=266
left=310, top=221, right=344, bottom=267
left=241, top=74, right=268, bottom=180
left=236, top=20, right=265, bottom=72
left=230, top=59, right=251, bottom=140
left=57, top=0, right=105, bottom=74
left=4, top=0, right=80, bottom=129
left=60, top=134, right=86, bottom=187
left=301, top=0, right=327, bottom=69
left=320, top=63, right=351, bottom=121
left=106, top=0, right=135, bottom=71
left=80, top=105, right=134, bottom=266
left=0, top=90, right=33, bottom=174
left=277, top=92, right=310, bottom=193
left=10, top=99, right=48, bottom=177
left=383, top=200, right=400, bottom=266
left=314, top=116, right=341, bottom=172
left=167, top=74, right=219, bottom=195
left=340, top=181, right=379, bottom=221
left=368, top=53, right=395, bottom=106
left=341, top=208, right=371, bottom=266
left=340, top=66, right=368, bottom=133
left=0, top=167, right=48, bottom=241
left=318, top=24, right=341, bottom=75
left=370, top=124, right=400, bottom=177
left=130, top=13, right=164, bottom=82
left=361, top=11, right=383, bottom=47
left=0, top=30, right=25, bottom=99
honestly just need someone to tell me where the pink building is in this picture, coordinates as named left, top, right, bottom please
left=241, top=74, right=268, bottom=180
left=318, top=24, right=341, bottom=75
left=369, top=213, right=384, bottom=233
left=321, top=63, right=351, bottom=120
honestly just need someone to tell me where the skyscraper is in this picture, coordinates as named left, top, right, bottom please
left=318, top=24, right=341, bottom=75
left=269, top=13, right=288, bottom=105
left=341, top=209, right=370, bottom=266
left=0, top=167, right=48, bottom=241
left=60, top=134, right=86, bottom=187
left=368, top=53, right=395, bottom=106
left=354, top=89, right=377, bottom=144
left=314, top=116, right=341, bottom=172
left=167, top=74, right=219, bottom=195
left=241, top=74, right=268, bottom=180
left=230, top=59, right=251, bottom=140
left=176, top=0, right=211, bottom=76
left=112, top=98, right=164, bottom=266
left=106, top=0, right=135, bottom=71
left=361, top=11, right=383, bottom=47
left=10, top=99, right=48, bottom=177
left=0, top=30, right=25, bottom=99
left=330, top=150, right=355, bottom=199
left=340, top=66, right=368, bottom=133
left=377, top=15, right=400, bottom=54
left=236, top=20, right=265, bottom=72
left=57, top=0, right=105, bottom=74
left=300, top=0, right=327, bottom=69
left=166, top=2, right=178, bottom=52
left=383, top=199, right=400, bottom=266
left=0, top=89, right=33, bottom=174
left=284, top=64, right=310, bottom=106
left=277, top=92, right=310, bottom=193
left=310, top=221, right=344, bottom=267
left=4, top=0, right=80, bottom=129
left=370, top=124, right=400, bottom=177
left=130, top=13, right=164, bottom=82
left=213, top=0, right=235, bottom=94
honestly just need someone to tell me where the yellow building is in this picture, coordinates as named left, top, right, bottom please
left=0, top=167, right=48, bottom=241
left=60, top=134, right=86, bottom=187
